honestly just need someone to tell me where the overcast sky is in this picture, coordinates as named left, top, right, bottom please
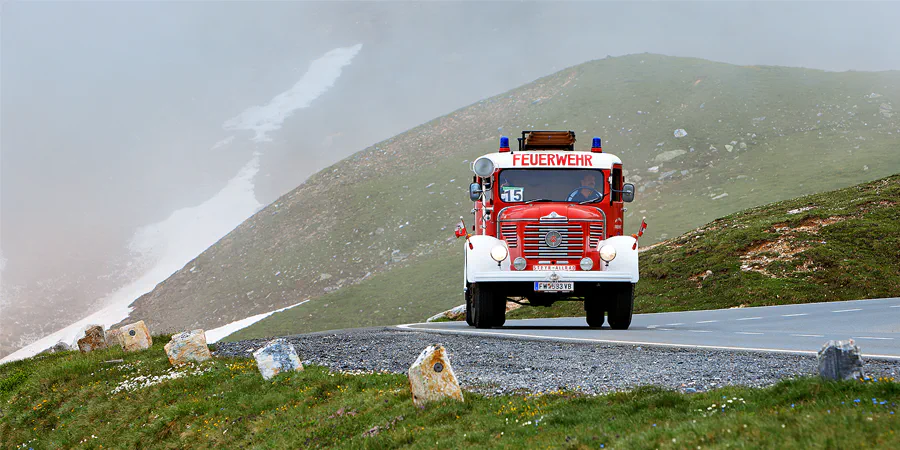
left=2, top=1, right=900, bottom=355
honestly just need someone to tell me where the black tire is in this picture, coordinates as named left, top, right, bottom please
left=607, top=283, right=635, bottom=330
left=584, top=300, right=605, bottom=328
left=465, top=284, right=474, bottom=326
left=493, top=296, right=507, bottom=327
left=471, top=283, right=496, bottom=329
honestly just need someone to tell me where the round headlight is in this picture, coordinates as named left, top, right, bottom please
left=473, top=157, right=495, bottom=177
left=513, top=257, right=526, bottom=271
left=579, top=257, right=594, bottom=271
left=490, top=244, right=508, bottom=262
left=599, top=244, right=617, bottom=262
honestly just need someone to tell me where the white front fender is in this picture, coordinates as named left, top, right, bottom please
left=598, top=235, right=640, bottom=283
left=464, top=235, right=511, bottom=284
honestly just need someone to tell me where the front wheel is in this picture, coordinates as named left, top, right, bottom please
left=584, top=300, right=605, bottom=328
left=471, top=283, right=497, bottom=329
left=465, top=284, right=474, bottom=326
left=607, top=283, right=635, bottom=330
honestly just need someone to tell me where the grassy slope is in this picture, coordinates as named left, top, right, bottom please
left=121, top=54, right=900, bottom=340
left=507, top=173, right=900, bottom=320
left=2, top=339, right=898, bottom=449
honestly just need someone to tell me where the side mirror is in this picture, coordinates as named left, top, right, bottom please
left=622, top=183, right=635, bottom=203
left=469, top=183, right=483, bottom=201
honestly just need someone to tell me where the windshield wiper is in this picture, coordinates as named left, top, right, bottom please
left=524, top=198, right=552, bottom=204
left=578, top=198, right=601, bottom=205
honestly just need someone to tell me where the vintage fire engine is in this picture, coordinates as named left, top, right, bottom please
left=460, top=131, right=643, bottom=329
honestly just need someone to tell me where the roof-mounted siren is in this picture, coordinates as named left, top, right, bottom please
left=591, top=137, right=603, bottom=153
left=499, top=136, right=510, bottom=153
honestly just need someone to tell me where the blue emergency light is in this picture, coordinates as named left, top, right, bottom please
left=499, top=136, right=510, bottom=153
left=591, top=136, right=603, bottom=153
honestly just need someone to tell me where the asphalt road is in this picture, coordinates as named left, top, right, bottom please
left=400, top=297, right=900, bottom=359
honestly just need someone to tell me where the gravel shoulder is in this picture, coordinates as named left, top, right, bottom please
left=215, top=327, right=899, bottom=396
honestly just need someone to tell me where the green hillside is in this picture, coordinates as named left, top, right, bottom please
left=122, top=54, right=900, bottom=339
left=231, top=173, right=899, bottom=338
left=504, top=173, right=900, bottom=320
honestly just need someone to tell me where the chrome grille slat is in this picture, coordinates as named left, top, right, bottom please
left=498, top=218, right=606, bottom=261
left=499, top=223, right=518, bottom=248
left=588, top=223, right=605, bottom=248
left=523, top=224, right=586, bottom=258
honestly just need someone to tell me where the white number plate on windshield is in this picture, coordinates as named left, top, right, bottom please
left=534, top=281, right=574, bottom=292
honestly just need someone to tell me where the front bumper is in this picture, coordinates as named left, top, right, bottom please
left=468, top=270, right=634, bottom=283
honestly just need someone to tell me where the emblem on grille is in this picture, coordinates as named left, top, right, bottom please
left=545, top=230, right=562, bottom=248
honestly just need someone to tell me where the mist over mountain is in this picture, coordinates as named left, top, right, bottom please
left=3, top=1, right=900, bottom=358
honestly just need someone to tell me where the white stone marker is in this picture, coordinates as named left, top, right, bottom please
left=105, top=328, right=125, bottom=349
left=164, top=329, right=212, bottom=366
left=77, top=325, right=108, bottom=353
left=253, top=338, right=304, bottom=380
left=408, top=344, right=463, bottom=408
left=119, top=320, right=153, bottom=353
left=818, top=339, right=866, bottom=380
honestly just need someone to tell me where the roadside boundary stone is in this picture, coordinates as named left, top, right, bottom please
left=818, top=339, right=866, bottom=380
left=408, top=344, right=463, bottom=408
left=253, top=338, right=304, bottom=380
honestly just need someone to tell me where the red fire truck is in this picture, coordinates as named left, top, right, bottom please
left=462, top=131, right=642, bottom=329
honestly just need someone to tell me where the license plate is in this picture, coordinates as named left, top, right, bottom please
left=534, top=281, right=574, bottom=292
left=533, top=265, right=576, bottom=271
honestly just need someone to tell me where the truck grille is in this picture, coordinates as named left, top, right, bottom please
left=588, top=223, right=605, bottom=249
left=500, top=223, right=518, bottom=248
left=523, top=224, right=584, bottom=258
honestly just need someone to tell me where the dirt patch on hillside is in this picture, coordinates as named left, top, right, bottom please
left=741, top=216, right=847, bottom=277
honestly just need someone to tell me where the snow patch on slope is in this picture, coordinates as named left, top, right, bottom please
left=223, top=43, right=363, bottom=142
left=1, top=154, right=263, bottom=363
left=205, top=300, right=310, bottom=344
left=2, top=43, right=363, bottom=364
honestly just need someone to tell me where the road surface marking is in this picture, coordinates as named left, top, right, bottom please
left=696, top=320, right=718, bottom=324
left=666, top=323, right=685, bottom=326
left=791, top=334, right=825, bottom=338
left=656, top=328, right=675, bottom=331
left=854, top=336, right=894, bottom=340
left=689, top=330, right=712, bottom=333
left=782, top=313, right=808, bottom=317
left=832, top=308, right=863, bottom=313
left=737, top=317, right=762, bottom=321
left=736, top=332, right=764, bottom=335
left=891, top=305, right=900, bottom=308
left=646, top=325, right=659, bottom=329
left=395, top=324, right=900, bottom=360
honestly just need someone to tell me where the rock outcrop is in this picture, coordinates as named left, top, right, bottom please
left=105, top=328, right=125, bottom=349
left=164, top=330, right=212, bottom=366
left=77, top=325, right=108, bottom=353
left=253, top=338, right=304, bottom=380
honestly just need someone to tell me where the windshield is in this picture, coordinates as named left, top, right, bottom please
left=497, top=168, right=605, bottom=203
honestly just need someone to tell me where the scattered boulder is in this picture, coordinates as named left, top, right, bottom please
left=408, top=344, right=463, bottom=408
left=77, top=325, right=108, bottom=353
left=105, top=328, right=125, bottom=349
left=673, top=128, right=688, bottom=138
left=119, top=321, right=153, bottom=353
left=164, top=330, right=212, bottom=366
left=654, top=149, right=687, bottom=163
left=40, top=341, right=72, bottom=355
left=818, top=339, right=866, bottom=380
left=253, top=338, right=304, bottom=380
left=427, top=304, right=467, bottom=322
left=725, top=144, right=734, bottom=152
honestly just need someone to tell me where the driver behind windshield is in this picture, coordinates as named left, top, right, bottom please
left=567, top=173, right=602, bottom=203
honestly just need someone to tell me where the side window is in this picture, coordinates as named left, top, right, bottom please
left=611, top=167, right=623, bottom=202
